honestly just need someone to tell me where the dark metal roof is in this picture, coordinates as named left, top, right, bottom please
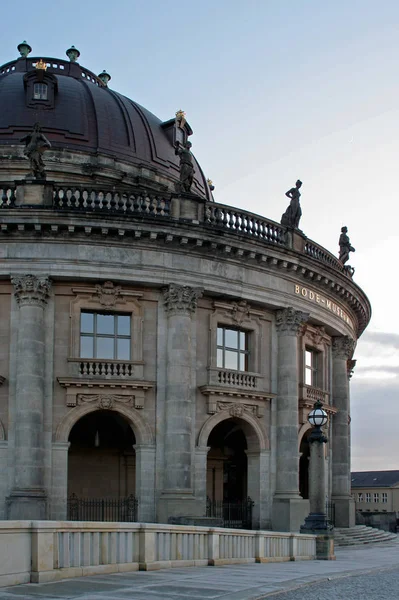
left=0, top=56, right=210, bottom=198
left=351, top=471, right=399, bottom=488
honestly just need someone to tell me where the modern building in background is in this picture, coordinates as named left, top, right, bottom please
left=352, top=471, right=399, bottom=514
left=0, top=44, right=371, bottom=531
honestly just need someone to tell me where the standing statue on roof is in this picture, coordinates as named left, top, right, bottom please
left=281, top=180, right=302, bottom=229
left=20, top=122, right=51, bottom=180
left=339, top=226, right=355, bottom=265
left=175, top=141, right=194, bottom=193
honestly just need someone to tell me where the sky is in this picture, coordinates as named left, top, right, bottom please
left=2, top=0, right=398, bottom=470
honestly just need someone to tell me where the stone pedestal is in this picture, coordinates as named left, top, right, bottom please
left=331, top=336, right=355, bottom=528
left=272, top=307, right=309, bottom=532
left=158, top=284, right=202, bottom=523
left=7, top=275, right=51, bottom=519
left=15, top=182, right=53, bottom=206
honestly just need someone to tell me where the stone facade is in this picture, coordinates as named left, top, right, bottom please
left=0, top=49, right=371, bottom=532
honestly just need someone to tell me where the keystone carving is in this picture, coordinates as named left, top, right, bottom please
left=163, top=284, right=203, bottom=315
left=275, top=307, right=309, bottom=336
left=11, top=274, right=51, bottom=307
left=332, top=336, right=355, bottom=359
left=231, top=300, right=251, bottom=325
left=94, top=281, right=122, bottom=307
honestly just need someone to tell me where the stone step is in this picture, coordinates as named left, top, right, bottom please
left=334, top=526, right=398, bottom=546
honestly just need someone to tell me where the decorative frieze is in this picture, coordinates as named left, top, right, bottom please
left=11, top=274, right=51, bottom=307
left=163, top=284, right=203, bottom=315
left=58, top=378, right=154, bottom=410
left=275, top=307, right=309, bottom=336
left=76, top=394, right=134, bottom=410
left=332, top=336, right=355, bottom=359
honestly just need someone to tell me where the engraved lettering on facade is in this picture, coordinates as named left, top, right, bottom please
left=294, top=285, right=353, bottom=329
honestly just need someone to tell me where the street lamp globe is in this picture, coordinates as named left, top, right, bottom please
left=308, top=400, right=328, bottom=428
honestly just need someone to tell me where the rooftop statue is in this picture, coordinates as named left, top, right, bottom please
left=281, top=180, right=302, bottom=229
left=175, top=141, right=194, bottom=193
left=20, top=122, right=51, bottom=180
left=339, top=226, right=355, bottom=265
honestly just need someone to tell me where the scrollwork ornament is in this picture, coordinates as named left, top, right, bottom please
left=94, top=281, right=122, bottom=307
left=163, top=284, right=203, bottom=315
left=332, top=336, right=355, bottom=359
left=11, top=274, right=51, bottom=308
left=275, top=307, right=309, bottom=336
left=231, top=300, right=251, bottom=325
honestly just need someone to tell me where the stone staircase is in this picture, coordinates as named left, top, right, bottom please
left=334, top=525, right=398, bottom=546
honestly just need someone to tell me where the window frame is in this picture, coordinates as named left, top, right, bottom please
left=365, top=493, right=371, bottom=503
left=33, top=82, right=48, bottom=100
left=80, top=311, right=131, bottom=360
left=216, top=325, right=250, bottom=372
left=357, top=493, right=363, bottom=502
left=382, top=493, right=388, bottom=504
left=304, top=347, right=321, bottom=388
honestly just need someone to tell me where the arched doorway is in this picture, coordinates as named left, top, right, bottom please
left=299, top=430, right=310, bottom=500
left=68, top=410, right=136, bottom=519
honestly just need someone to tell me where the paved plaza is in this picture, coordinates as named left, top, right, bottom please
left=0, top=541, right=399, bottom=599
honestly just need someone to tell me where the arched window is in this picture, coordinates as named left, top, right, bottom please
left=33, top=82, right=48, bottom=100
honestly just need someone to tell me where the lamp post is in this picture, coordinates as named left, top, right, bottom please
left=301, top=399, right=335, bottom=559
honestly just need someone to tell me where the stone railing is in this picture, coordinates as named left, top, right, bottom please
left=0, top=521, right=316, bottom=586
left=301, top=384, right=328, bottom=403
left=205, top=201, right=285, bottom=246
left=53, top=187, right=171, bottom=217
left=74, top=359, right=138, bottom=378
left=208, top=367, right=262, bottom=389
left=0, top=187, right=16, bottom=207
left=304, top=239, right=345, bottom=273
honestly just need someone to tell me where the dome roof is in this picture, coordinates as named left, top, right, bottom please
left=0, top=54, right=211, bottom=199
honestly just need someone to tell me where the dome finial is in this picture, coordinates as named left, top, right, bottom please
left=17, top=40, right=32, bottom=58
left=207, top=178, right=215, bottom=191
left=98, top=70, right=111, bottom=86
left=66, top=45, right=80, bottom=62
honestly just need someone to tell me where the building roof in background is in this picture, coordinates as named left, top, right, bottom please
left=351, top=471, right=399, bottom=488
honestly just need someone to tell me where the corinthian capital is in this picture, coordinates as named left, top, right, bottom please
left=332, top=335, right=355, bottom=359
left=11, top=274, right=51, bottom=308
left=163, top=284, right=203, bottom=316
left=275, top=307, right=309, bottom=335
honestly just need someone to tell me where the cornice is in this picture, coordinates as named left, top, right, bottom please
left=199, top=384, right=275, bottom=401
left=57, top=377, right=154, bottom=390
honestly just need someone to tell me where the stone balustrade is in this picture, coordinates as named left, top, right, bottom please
left=0, top=521, right=316, bottom=586
left=74, top=359, right=138, bottom=378
left=208, top=367, right=262, bottom=389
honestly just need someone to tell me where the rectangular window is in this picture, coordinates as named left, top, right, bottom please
left=216, top=326, right=249, bottom=371
left=80, top=312, right=131, bottom=360
left=365, top=493, right=371, bottom=503
left=382, top=493, right=388, bottom=504
left=357, top=493, right=363, bottom=502
left=373, top=493, right=379, bottom=503
left=305, top=348, right=320, bottom=387
left=33, top=82, right=48, bottom=100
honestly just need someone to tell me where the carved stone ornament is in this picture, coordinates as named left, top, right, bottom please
left=332, top=336, right=355, bottom=359
left=94, top=281, right=122, bottom=307
left=347, top=359, right=357, bottom=379
left=275, top=307, right=309, bottom=336
left=11, top=274, right=51, bottom=307
left=163, top=284, right=203, bottom=315
left=216, top=401, right=260, bottom=418
left=77, top=394, right=134, bottom=410
left=231, top=300, right=251, bottom=325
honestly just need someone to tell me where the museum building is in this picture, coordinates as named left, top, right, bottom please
left=0, top=43, right=371, bottom=531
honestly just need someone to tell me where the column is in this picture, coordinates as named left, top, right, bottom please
left=8, top=274, right=51, bottom=519
left=134, top=444, right=156, bottom=523
left=49, top=442, right=69, bottom=520
left=331, top=335, right=356, bottom=527
left=272, top=307, right=309, bottom=532
left=158, top=284, right=202, bottom=522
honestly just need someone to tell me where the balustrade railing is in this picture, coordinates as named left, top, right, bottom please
left=304, top=239, right=345, bottom=272
left=77, top=359, right=136, bottom=377
left=0, top=187, right=16, bottom=207
left=210, top=367, right=260, bottom=389
left=53, top=187, right=170, bottom=216
left=205, top=201, right=285, bottom=245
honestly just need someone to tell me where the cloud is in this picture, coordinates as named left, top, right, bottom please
left=360, top=331, right=399, bottom=349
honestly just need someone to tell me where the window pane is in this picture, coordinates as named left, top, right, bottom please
left=81, top=312, right=94, bottom=333
left=225, top=329, right=238, bottom=349
left=97, top=314, right=115, bottom=335
left=217, top=328, right=223, bottom=346
left=239, top=352, right=246, bottom=371
left=305, top=368, right=312, bottom=386
left=80, top=336, right=94, bottom=358
left=96, top=337, right=114, bottom=359
left=305, top=350, right=312, bottom=367
left=117, top=338, right=130, bottom=360
left=225, top=350, right=238, bottom=370
left=117, top=315, right=130, bottom=336
left=217, top=348, right=223, bottom=367
left=239, top=331, right=246, bottom=350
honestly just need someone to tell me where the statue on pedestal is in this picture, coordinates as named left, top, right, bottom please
left=175, top=141, right=194, bottom=193
left=338, top=226, right=355, bottom=265
left=20, top=122, right=51, bottom=180
left=281, top=180, right=302, bottom=229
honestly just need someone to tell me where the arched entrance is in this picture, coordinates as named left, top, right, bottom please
left=207, top=419, right=247, bottom=503
left=299, top=430, right=310, bottom=500
left=68, top=411, right=136, bottom=519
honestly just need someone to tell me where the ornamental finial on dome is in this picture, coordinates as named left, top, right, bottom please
left=17, top=40, right=32, bottom=58
left=66, top=45, right=80, bottom=62
left=35, top=59, right=47, bottom=71
left=207, top=178, right=215, bottom=191
left=98, top=70, right=111, bottom=86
